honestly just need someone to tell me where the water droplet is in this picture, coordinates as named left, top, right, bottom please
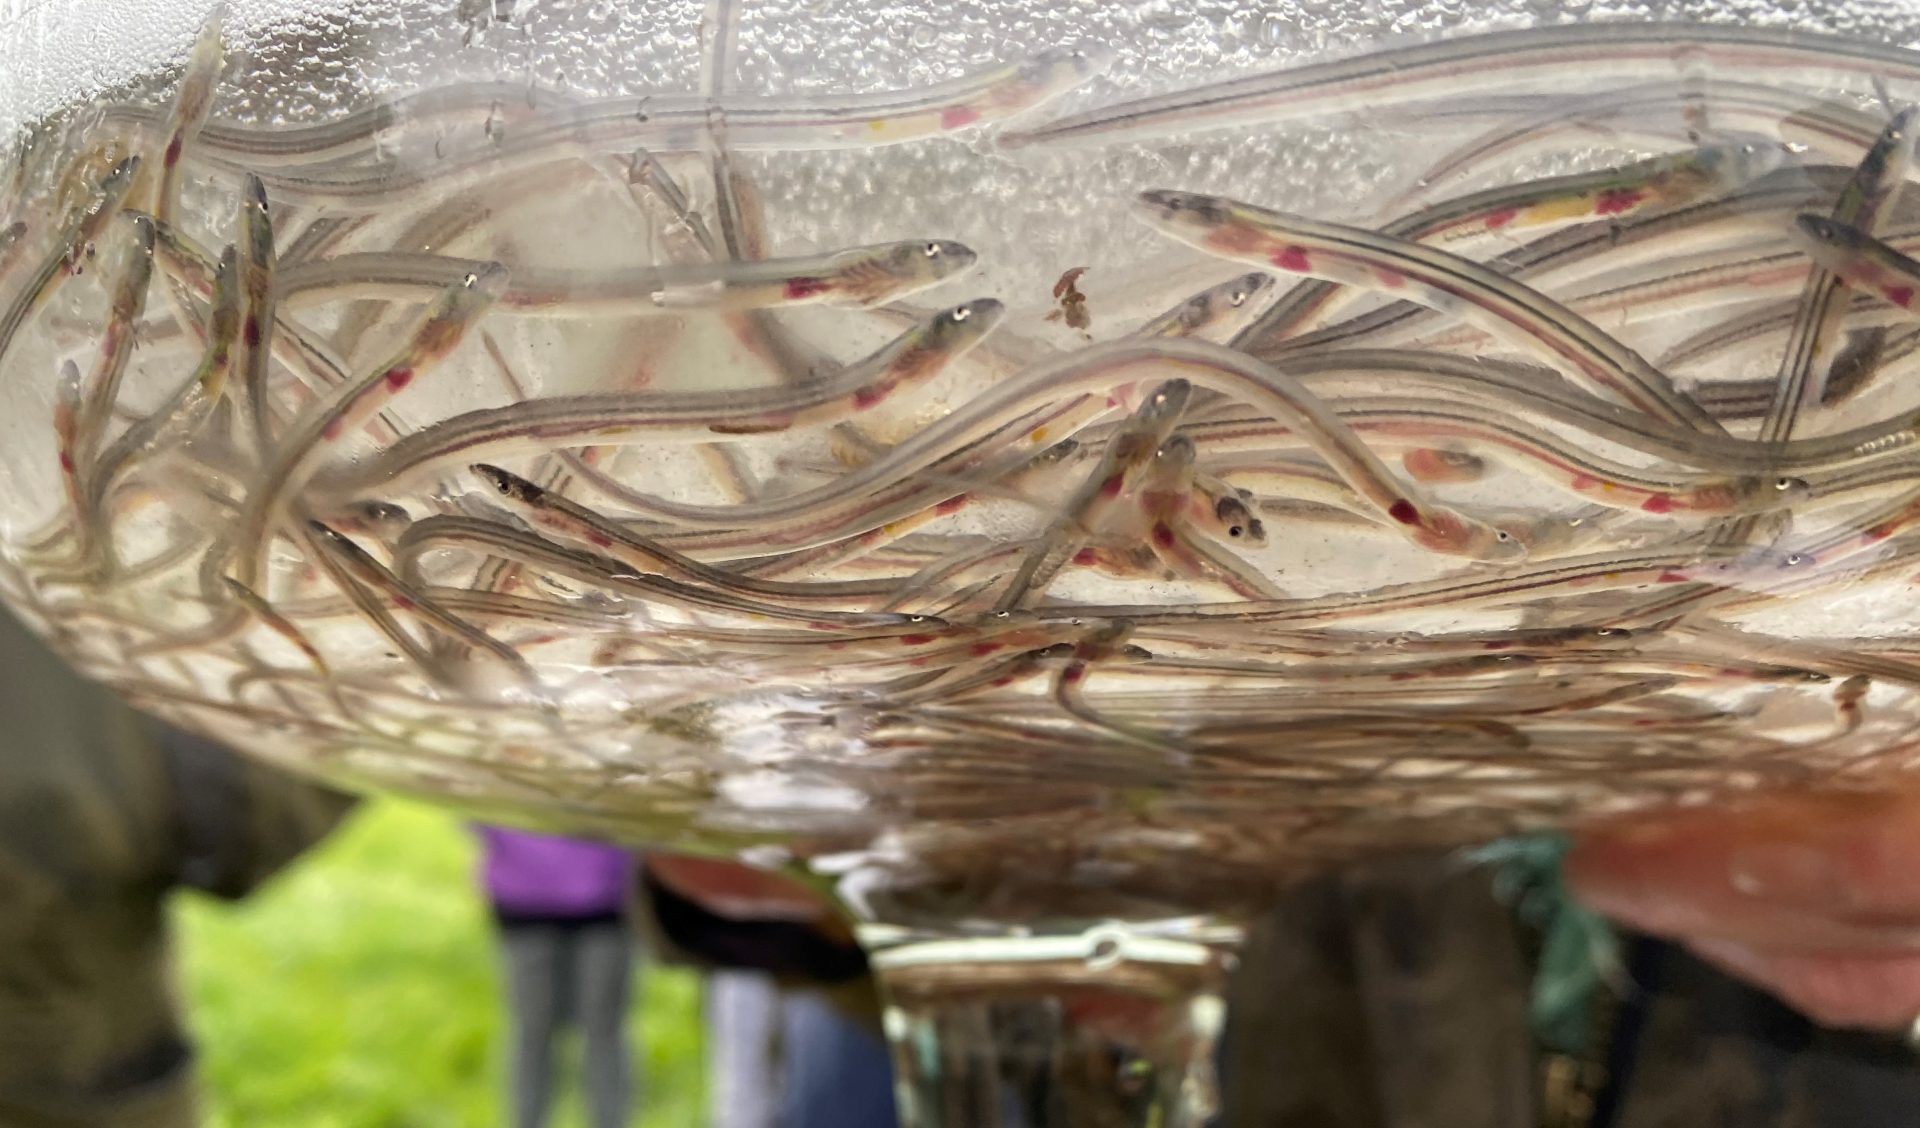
left=909, top=25, right=937, bottom=48
left=1139, top=0, right=1183, bottom=29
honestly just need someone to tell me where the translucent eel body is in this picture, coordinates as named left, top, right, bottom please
left=1001, top=23, right=1920, bottom=149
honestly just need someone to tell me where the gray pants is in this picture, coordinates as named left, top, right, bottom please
left=706, top=972, right=781, bottom=1128
left=500, top=920, right=636, bottom=1128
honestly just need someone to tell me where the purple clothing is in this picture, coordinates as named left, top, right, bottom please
left=478, top=826, right=635, bottom=921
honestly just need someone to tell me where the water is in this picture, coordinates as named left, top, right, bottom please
left=6, top=14, right=1920, bottom=928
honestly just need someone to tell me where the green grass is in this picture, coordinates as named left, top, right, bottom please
left=173, top=798, right=706, bottom=1128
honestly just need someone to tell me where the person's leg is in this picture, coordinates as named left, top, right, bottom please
left=708, top=971, right=783, bottom=1128
left=501, top=923, right=564, bottom=1128
left=571, top=921, right=636, bottom=1128
left=777, top=990, right=899, bottom=1128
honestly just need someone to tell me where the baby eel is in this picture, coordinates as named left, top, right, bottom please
left=1760, top=107, right=1916, bottom=443
left=1130, top=434, right=1286, bottom=599
left=0, top=155, right=140, bottom=371
left=293, top=520, right=444, bottom=684
left=83, top=245, right=242, bottom=550
left=1397, top=81, right=1875, bottom=208
left=327, top=298, right=1003, bottom=494
left=1791, top=213, right=1920, bottom=317
left=221, top=576, right=337, bottom=683
left=1035, top=543, right=1758, bottom=627
left=229, top=263, right=509, bottom=590
left=103, top=81, right=572, bottom=170
left=1770, top=486, right=1920, bottom=574
left=468, top=464, right=909, bottom=609
left=1245, top=348, right=1911, bottom=474
left=235, top=175, right=279, bottom=447
left=1318, top=397, right=1808, bottom=518
left=152, top=9, right=225, bottom=227
left=1192, top=471, right=1266, bottom=545
left=1040, top=621, right=1192, bottom=758
left=301, top=519, right=550, bottom=702
left=282, top=239, right=975, bottom=315
left=1210, top=454, right=1370, bottom=518
left=1139, top=622, right=1639, bottom=659
left=230, top=49, right=1113, bottom=215
left=1000, top=23, right=1920, bottom=149
left=994, top=379, right=1194, bottom=611
left=391, top=515, right=929, bottom=632
left=294, top=520, right=536, bottom=708
left=51, top=360, right=85, bottom=526
left=1660, top=288, right=1902, bottom=371
left=734, top=439, right=1096, bottom=582
left=1136, top=271, right=1279, bottom=338
left=1135, top=189, right=1722, bottom=435
left=1555, top=235, right=1920, bottom=334
left=70, top=214, right=155, bottom=473
left=416, top=588, right=635, bottom=641
left=1242, top=164, right=1858, bottom=356
left=1257, top=142, right=1792, bottom=340
left=228, top=48, right=1110, bottom=208
left=71, top=244, right=241, bottom=583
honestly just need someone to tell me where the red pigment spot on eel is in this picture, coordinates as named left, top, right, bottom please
left=1270, top=245, right=1312, bottom=273
left=1593, top=187, right=1644, bottom=216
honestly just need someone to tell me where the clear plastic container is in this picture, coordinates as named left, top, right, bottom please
left=9, top=1, right=1920, bottom=1122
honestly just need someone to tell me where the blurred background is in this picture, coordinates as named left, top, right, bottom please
left=173, top=799, right=706, bottom=1128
